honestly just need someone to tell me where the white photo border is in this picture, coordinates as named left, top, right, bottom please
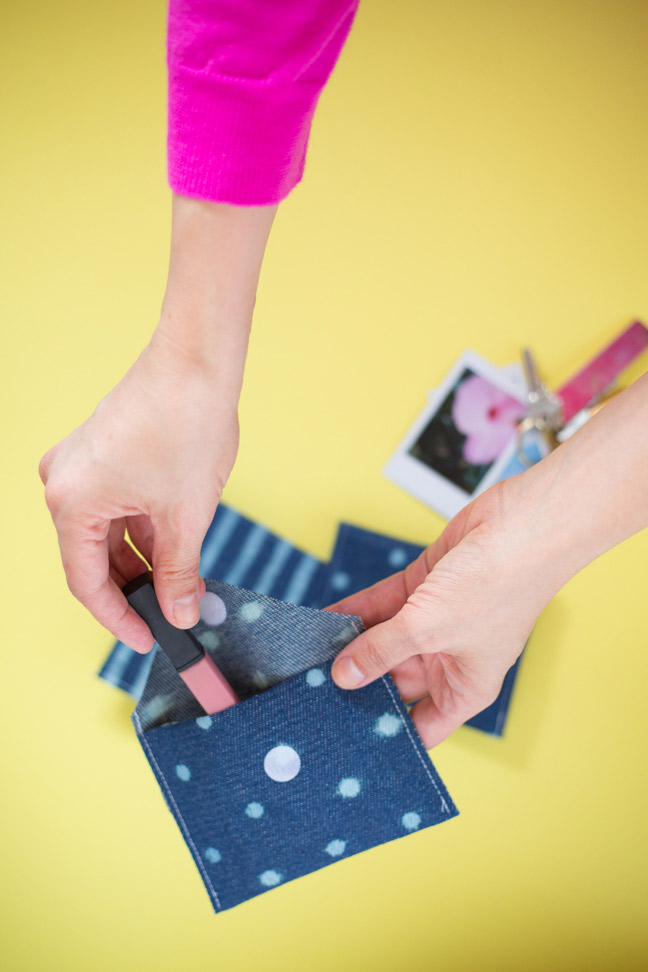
left=383, top=350, right=527, bottom=520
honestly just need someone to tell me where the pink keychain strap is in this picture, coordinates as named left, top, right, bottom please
left=556, top=320, right=648, bottom=424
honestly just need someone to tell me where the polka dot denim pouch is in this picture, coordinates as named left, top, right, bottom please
left=132, top=581, right=458, bottom=913
left=101, top=504, right=524, bottom=736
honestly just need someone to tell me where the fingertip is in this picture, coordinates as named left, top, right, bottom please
left=120, top=609, right=156, bottom=654
left=128, top=635, right=156, bottom=655
left=151, top=558, right=201, bottom=630
left=170, top=592, right=200, bottom=629
left=331, top=654, right=368, bottom=690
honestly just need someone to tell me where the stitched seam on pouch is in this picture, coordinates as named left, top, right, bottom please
left=133, top=710, right=222, bottom=911
left=380, top=676, right=450, bottom=815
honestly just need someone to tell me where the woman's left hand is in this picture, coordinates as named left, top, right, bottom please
left=328, top=480, right=554, bottom=748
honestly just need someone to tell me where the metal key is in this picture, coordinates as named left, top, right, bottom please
left=515, top=348, right=563, bottom=465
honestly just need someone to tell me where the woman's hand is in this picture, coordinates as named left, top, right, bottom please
left=330, top=373, right=648, bottom=748
left=39, top=335, right=238, bottom=653
left=39, top=195, right=277, bottom=652
left=328, top=483, right=550, bottom=747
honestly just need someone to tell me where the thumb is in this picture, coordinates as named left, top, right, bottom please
left=331, top=605, right=426, bottom=689
left=151, top=515, right=204, bottom=629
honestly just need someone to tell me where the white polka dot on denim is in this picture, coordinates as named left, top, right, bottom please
left=259, top=870, right=282, bottom=887
left=336, top=777, right=361, bottom=798
left=199, top=592, right=227, bottom=626
left=402, top=812, right=421, bottom=831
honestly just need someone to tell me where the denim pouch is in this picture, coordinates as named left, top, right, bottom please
left=132, top=579, right=458, bottom=913
left=102, top=505, right=523, bottom=736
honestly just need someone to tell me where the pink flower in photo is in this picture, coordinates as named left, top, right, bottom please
left=452, top=375, right=525, bottom=465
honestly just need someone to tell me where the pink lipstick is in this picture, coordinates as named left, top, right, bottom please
left=123, top=573, right=239, bottom=715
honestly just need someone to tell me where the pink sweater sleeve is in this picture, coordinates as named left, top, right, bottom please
left=167, top=0, right=359, bottom=206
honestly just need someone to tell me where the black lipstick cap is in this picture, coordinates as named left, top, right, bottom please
left=122, top=572, right=204, bottom=673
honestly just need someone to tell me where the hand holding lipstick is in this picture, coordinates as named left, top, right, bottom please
left=38, top=336, right=238, bottom=653
left=123, top=573, right=239, bottom=714
left=38, top=199, right=276, bottom=653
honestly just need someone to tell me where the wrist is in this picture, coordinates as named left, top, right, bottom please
left=142, top=324, right=244, bottom=415
left=162, top=193, right=277, bottom=329
left=494, top=376, right=648, bottom=606
left=151, top=309, right=250, bottom=398
left=494, top=458, right=583, bottom=610
left=154, top=193, right=277, bottom=380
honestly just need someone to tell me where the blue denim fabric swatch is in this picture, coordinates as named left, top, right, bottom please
left=316, top=523, right=425, bottom=609
left=132, top=582, right=458, bottom=913
left=316, top=523, right=523, bottom=736
left=98, top=503, right=326, bottom=699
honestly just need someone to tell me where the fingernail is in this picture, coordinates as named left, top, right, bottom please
left=173, top=593, right=199, bottom=628
left=333, top=656, right=366, bottom=689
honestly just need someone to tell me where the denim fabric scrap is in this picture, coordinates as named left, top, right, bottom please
left=316, top=523, right=523, bottom=737
left=316, top=523, right=426, bottom=609
left=133, top=581, right=458, bottom=913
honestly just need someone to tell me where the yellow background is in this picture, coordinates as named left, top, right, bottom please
left=2, top=0, right=647, bottom=968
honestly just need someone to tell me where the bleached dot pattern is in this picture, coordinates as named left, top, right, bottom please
left=333, top=625, right=359, bottom=645
left=205, top=847, right=221, bottom=863
left=245, top=802, right=264, bottom=819
left=239, top=601, right=265, bottom=622
left=325, top=839, right=347, bottom=857
left=306, top=668, right=326, bottom=687
left=199, top=592, right=227, bottom=626
left=336, top=777, right=361, bottom=798
left=388, top=548, right=408, bottom=568
left=175, top=764, right=191, bottom=782
left=259, top=870, right=282, bottom=887
left=331, top=571, right=351, bottom=590
left=195, top=716, right=212, bottom=730
left=252, top=670, right=269, bottom=689
left=199, top=630, right=221, bottom=651
left=374, top=713, right=403, bottom=738
left=402, top=812, right=421, bottom=831
left=142, top=693, right=174, bottom=723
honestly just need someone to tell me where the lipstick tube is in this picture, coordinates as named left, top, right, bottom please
left=123, top=573, right=239, bottom=715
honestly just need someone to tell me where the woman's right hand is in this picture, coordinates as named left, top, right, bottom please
left=39, top=195, right=277, bottom=652
left=38, top=332, right=239, bottom=653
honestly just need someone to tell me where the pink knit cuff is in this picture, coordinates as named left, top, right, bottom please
left=168, top=65, right=323, bottom=207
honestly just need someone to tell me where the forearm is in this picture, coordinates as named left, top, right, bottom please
left=503, top=372, right=648, bottom=599
left=152, top=194, right=277, bottom=399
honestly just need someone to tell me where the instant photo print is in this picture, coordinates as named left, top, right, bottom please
left=384, top=351, right=528, bottom=519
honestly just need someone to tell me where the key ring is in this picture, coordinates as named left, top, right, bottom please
left=515, top=348, right=563, bottom=466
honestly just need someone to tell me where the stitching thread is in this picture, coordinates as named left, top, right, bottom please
left=380, top=676, right=451, bottom=815
left=133, top=710, right=222, bottom=912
